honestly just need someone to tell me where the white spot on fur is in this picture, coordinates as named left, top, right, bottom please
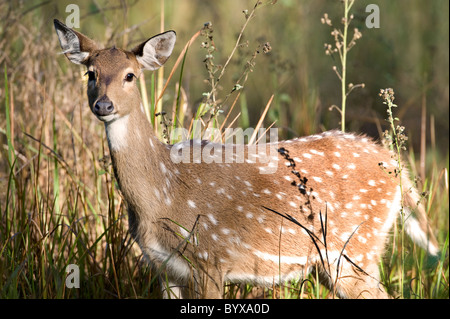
left=179, top=227, right=190, bottom=239
left=198, top=251, right=208, bottom=260
left=187, top=200, right=196, bottom=209
left=312, top=176, right=323, bottom=183
left=208, top=213, right=218, bottom=225
left=160, top=162, right=167, bottom=174
left=340, top=232, right=352, bottom=242
left=358, top=236, right=367, bottom=244
left=153, top=187, right=161, bottom=199
left=374, top=217, right=382, bottom=224
left=343, top=134, right=356, bottom=140
left=253, top=250, right=308, bottom=265
left=310, top=149, right=324, bottom=156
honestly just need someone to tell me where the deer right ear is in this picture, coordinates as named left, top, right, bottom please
left=131, top=30, right=176, bottom=71
left=54, top=19, right=98, bottom=65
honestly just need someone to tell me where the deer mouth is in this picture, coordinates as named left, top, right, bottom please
left=95, top=113, right=118, bottom=123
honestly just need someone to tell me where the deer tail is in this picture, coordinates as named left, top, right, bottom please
left=402, top=175, right=439, bottom=256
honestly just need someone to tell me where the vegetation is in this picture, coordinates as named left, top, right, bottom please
left=0, top=0, right=448, bottom=299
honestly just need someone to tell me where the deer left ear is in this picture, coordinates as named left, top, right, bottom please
left=131, top=30, right=176, bottom=71
left=54, top=19, right=98, bottom=65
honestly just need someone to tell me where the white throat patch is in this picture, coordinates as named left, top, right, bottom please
left=105, top=115, right=130, bottom=151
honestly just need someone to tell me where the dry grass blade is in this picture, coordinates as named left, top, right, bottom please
left=248, top=94, right=274, bottom=145
left=219, top=92, right=241, bottom=133
left=155, top=29, right=202, bottom=108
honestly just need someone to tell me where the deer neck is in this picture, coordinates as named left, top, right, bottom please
left=104, top=104, right=177, bottom=220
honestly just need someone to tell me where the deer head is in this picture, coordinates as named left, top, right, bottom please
left=54, top=19, right=176, bottom=123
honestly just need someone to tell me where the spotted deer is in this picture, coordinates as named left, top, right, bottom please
left=54, top=19, right=438, bottom=299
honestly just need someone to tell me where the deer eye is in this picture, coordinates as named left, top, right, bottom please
left=125, top=73, right=135, bottom=82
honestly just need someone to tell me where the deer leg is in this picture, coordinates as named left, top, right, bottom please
left=320, top=262, right=389, bottom=299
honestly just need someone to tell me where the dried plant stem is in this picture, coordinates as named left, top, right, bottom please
left=340, top=0, right=354, bottom=132
left=216, top=1, right=259, bottom=84
left=155, top=30, right=202, bottom=108
left=201, top=1, right=271, bottom=134
left=140, top=73, right=150, bottom=122
left=322, top=0, right=363, bottom=132
left=380, top=88, right=408, bottom=298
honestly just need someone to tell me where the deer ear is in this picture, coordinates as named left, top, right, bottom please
left=54, top=19, right=98, bottom=65
left=131, top=31, right=176, bottom=71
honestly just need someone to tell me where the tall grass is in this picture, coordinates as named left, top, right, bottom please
left=0, top=0, right=448, bottom=299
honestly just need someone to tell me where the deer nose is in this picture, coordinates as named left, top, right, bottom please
left=94, top=96, right=114, bottom=116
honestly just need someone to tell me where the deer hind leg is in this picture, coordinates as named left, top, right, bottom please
left=160, top=277, right=185, bottom=299
left=195, top=268, right=224, bottom=299
left=319, top=262, right=389, bottom=299
left=164, top=266, right=223, bottom=298
left=160, top=273, right=212, bottom=299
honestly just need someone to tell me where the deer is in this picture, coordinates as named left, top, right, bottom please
left=54, top=19, right=438, bottom=299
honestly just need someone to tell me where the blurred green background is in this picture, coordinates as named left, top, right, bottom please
left=1, top=0, right=448, bottom=149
